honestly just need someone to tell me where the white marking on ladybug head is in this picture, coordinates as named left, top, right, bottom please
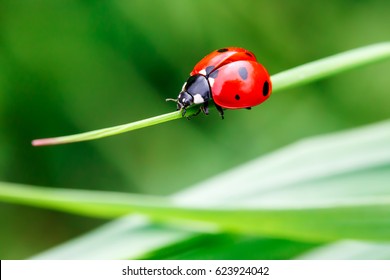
left=199, top=69, right=207, bottom=76
left=193, top=94, right=205, bottom=104
left=208, top=77, right=215, bottom=87
left=181, top=82, right=187, bottom=91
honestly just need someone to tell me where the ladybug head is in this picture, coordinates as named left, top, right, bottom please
left=166, top=74, right=210, bottom=114
left=166, top=91, right=193, bottom=111
left=177, top=91, right=193, bottom=110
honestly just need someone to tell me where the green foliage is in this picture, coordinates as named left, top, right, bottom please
left=2, top=119, right=390, bottom=258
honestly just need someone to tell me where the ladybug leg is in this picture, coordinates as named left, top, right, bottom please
left=246, top=107, right=252, bottom=110
left=214, top=104, right=225, bottom=120
left=200, top=101, right=209, bottom=115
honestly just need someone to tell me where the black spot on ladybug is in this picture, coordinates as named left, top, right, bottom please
left=245, top=52, right=253, bottom=57
left=238, top=67, right=248, bottom=80
left=263, top=81, right=269, bottom=96
left=217, top=48, right=229, bottom=53
left=235, top=94, right=240, bottom=100
left=205, top=66, right=214, bottom=75
left=208, top=69, right=219, bottom=79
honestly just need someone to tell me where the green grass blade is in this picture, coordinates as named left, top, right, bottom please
left=1, top=179, right=390, bottom=242
left=32, top=42, right=390, bottom=146
left=271, top=42, right=390, bottom=92
left=32, top=111, right=183, bottom=146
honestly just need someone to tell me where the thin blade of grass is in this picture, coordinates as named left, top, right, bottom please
left=32, top=42, right=390, bottom=146
left=32, top=111, right=183, bottom=146
left=271, top=42, right=390, bottom=92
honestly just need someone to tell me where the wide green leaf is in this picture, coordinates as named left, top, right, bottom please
left=297, top=241, right=390, bottom=260
left=1, top=178, right=390, bottom=242
left=28, top=119, right=390, bottom=259
left=2, top=120, right=390, bottom=255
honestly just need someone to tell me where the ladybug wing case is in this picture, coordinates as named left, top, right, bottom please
left=209, top=60, right=272, bottom=109
left=191, top=47, right=257, bottom=76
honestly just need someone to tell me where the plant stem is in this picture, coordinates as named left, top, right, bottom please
left=271, top=42, right=390, bottom=92
left=32, top=42, right=390, bottom=146
left=32, top=111, right=182, bottom=146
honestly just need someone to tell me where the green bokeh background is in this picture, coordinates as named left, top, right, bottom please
left=0, top=0, right=389, bottom=259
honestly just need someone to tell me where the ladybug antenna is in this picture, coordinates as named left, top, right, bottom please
left=165, top=98, right=178, bottom=103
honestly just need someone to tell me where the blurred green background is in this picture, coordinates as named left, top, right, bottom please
left=0, top=0, right=389, bottom=259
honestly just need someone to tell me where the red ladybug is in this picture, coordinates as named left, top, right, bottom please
left=167, top=47, right=272, bottom=119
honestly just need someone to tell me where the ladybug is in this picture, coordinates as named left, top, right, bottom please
left=167, top=47, right=272, bottom=119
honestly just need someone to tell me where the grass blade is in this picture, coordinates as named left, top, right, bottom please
left=32, top=111, right=183, bottom=146
left=271, top=42, right=390, bottom=92
left=1, top=179, right=390, bottom=242
left=32, top=42, right=390, bottom=146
